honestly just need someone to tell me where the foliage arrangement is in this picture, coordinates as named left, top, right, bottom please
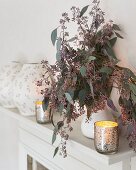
left=38, top=0, right=136, bottom=157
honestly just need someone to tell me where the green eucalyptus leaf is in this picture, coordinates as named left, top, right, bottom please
left=52, top=125, right=58, bottom=145
left=126, top=123, right=133, bottom=134
left=74, top=90, right=80, bottom=99
left=95, top=43, right=101, bottom=53
left=124, top=68, right=136, bottom=80
left=68, top=37, right=77, bottom=42
left=80, top=5, right=89, bottom=17
left=66, top=103, right=71, bottom=117
left=56, top=37, right=61, bottom=51
left=100, top=67, right=113, bottom=74
left=105, top=43, right=117, bottom=59
left=67, top=89, right=74, bottom=99
left=51, top=28, right=57, bottom=46
left=131, top=92, right=136, bottom=104
left=96, top=30, right=102, bottom=37
left=56, top=52, right=61, bottom=61
left=57, top=121, right=64, bottom=129
left=78, top=89, right=87, bottom=106
left=52, top=132, right=56, bottom=145
left=53, top=147, right=59, bottom=157
left=119, top=97, right=132, bottom=109
left=115, top=32, right=123, bottom=39
left=58, top=103, right=64, bottom=113
left=89, top=80, right=94, bottom=99
left=132, top=111, right=136, bottom=120
left=113, top=24, right=121, bottom=31
left=109, top=37, right=117, bottom=47
left=65, top=92, right=74, bottom=105
left=42, top=97, right=49, bottom=111
left=73, top=76, right=77, bottom=85
left=80, top=66, right=86, bottom=77
left=85, top=79, right=90, bottom=92
left=129, top=83, right=136, bottom=95
left=107, top=98, right=118, bottom=112
left=88, top=56, right=96, bottom=62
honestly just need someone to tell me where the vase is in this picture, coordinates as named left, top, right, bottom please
left=0, top=61, right=22, bottom=108
left=81, top=109, right=114, bottom=139
left=13, top=63, right=52, bottom=116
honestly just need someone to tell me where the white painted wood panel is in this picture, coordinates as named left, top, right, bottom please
left=131, top=156, right=136, bottom=170
left=19, top=143, right=27, bottom=170
left=19, top=128, right=94, bottom=170
left=0, top=111, right=19, bottom=170
left=122, top=159, right=131, bottom=170
left=0, top=106, right=136, bottom=170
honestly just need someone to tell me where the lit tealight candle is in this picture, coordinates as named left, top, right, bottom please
left=35, top=101, right=50, bottom=124
left=94, top=121, right=119, bottom=154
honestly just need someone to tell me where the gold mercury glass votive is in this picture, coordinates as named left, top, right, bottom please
left=94, top=121, right=119, bottom=154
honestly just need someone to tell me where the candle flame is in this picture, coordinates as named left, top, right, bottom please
left=35, top=101, right=43, bottom=105
left=95, top=121, right=118, bottom=127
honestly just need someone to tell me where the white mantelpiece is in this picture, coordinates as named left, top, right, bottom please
left=0, top=106, right=136, bottom=170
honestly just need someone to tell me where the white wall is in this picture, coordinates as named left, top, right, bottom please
left=0, top=0, right=136, bottom=170
left=103, top=0, right=136, bottom=70
left=0, top=0, right=91, bottom=65
left=0, top=0, right=135, bottom=67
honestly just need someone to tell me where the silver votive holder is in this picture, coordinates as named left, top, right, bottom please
left=35, top=101, right=50, bottom=124
left=94, top=121, right=119, bottom=154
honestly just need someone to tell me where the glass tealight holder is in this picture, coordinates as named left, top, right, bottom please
left=94, top=121, right=119, bottom=154
left=35, top=101, right=50, bottom=124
